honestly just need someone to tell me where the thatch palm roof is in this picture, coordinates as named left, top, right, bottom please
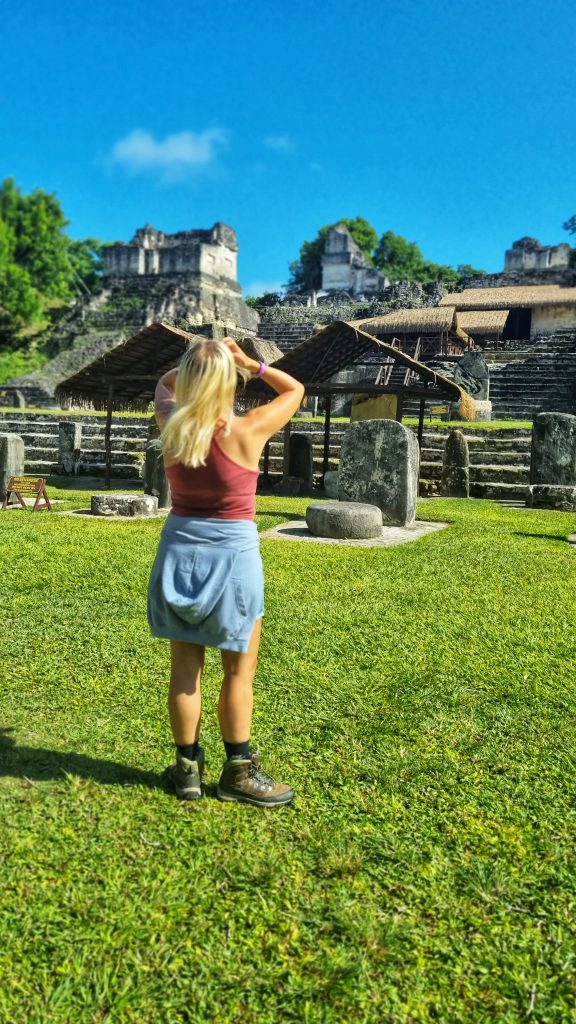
left=456, top=310, right=510, bottom=335
left=351, top=306, right=471, bottom=347
left=440, top=286, right=576, bottom=310
left=55, top=323, right=278, bottom=410
left=245, top=320, right=476, bottom=417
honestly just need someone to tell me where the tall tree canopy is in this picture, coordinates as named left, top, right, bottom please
left=563, top=215, right=576, bottom=235
left=0, top=178, right=102, bottom=329
left=287, top=218, right=484, bottom=293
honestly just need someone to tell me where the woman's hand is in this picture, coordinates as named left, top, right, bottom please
left=223, top=338, right=260, bottom=376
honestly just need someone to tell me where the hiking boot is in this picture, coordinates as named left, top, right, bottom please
left=164, top=746, right=205, bottom=800
left=217, top=751, right=294, bottom=807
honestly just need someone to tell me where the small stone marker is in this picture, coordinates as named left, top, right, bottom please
left=58, top=421, right=83, bottom=475
left=338, top=419, right=420, bottom=526
left=323, top=470, right=339, bottom=498
left=289, top=433, right=314, bottom=488
left=144, top=439, right=171, bottom=508
left=306, top=501, right=383, bottom=539
left=441, top=429, right=469, bottom=498
left=91, top=494, right=158, bottom=517
left=0, top=433, right=25, bottom=501
left=528, top=412, right=576, bottom=511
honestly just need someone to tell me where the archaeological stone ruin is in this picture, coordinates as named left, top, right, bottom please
left=528, top=412, right=576, bottom=511
left=338, top=419, right=420, bottom=527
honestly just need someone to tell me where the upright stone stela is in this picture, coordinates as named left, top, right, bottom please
left=441, top=429, right=470, bottom=498
left=528, top=412, right=576, bottom=510
left=338, top=419, right=420, bottom=526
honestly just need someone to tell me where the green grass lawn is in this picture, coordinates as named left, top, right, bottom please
left=1, top=492, right=576, bottom=1022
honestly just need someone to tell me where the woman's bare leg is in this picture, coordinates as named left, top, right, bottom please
left=218, top=618, right=262, bottom=744
left=168, top=640, right=204, bottom=746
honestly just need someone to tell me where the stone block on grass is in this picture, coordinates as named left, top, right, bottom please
left=306, top=501, right=383, bottom=539
left=91, top=494, right=158, bottom=517
left=338, top=419, right=419, bottom=526
left=144, top=439, right=171, bottom=508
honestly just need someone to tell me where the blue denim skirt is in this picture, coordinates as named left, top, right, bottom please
left=147, top=515, right=264, bottom=653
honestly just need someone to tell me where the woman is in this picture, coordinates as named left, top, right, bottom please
left=148, top=337, right=305, bottom=807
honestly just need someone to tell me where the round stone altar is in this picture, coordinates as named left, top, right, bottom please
left=306, top=501, right=383, bottom=540
left=91, top=494, right=159, bottom=517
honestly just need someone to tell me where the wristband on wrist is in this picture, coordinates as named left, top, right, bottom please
left=256, top=362, right=268, bottom=377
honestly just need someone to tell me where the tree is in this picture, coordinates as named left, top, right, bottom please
left=287, top=217, right=378, bottom=292
left=0, top=178, right=102, bottom=329
left=563, top=215, right=576, bottom=235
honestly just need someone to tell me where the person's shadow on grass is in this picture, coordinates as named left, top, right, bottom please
left=0, top=726, right=164, bottom=791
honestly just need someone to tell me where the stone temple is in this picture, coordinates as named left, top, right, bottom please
left=321, top=223, right=389, bottom=297
left=102, top=222, right=240, bottom=280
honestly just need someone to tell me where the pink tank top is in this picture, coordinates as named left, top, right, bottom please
left=165, top=436, right=259, bottom=520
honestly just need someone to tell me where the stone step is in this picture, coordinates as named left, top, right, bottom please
left=422, top=447, right=529, bottom=467
left=421, top=461, right=529, bottom=484
left=469, top=481, right=529, bottom=502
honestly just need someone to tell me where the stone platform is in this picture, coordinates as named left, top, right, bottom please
left=260, top=519, right=448, bottom=548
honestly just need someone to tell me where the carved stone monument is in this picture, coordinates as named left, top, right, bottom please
left=441, top=429, right=470, bottom=498
left=338, top=419, right=420, bottom=526
left=528, top=412, right=576, bottom=510
left=0, top=433, right=25, bottom=500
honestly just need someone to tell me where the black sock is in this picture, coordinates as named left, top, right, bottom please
left=177, top=742, right=199, bottom=761
left=224, top=740, right=251, bottom=760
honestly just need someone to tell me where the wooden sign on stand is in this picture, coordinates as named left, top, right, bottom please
left=2, top=477, right=52, bottom=512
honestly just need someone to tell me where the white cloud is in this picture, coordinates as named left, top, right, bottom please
left=263, top=134, right=295, bottom=153
left=243, top=280, right=284, bottom=298
left=110, top=128, right=227, bottom=179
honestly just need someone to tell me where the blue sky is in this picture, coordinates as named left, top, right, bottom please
left=2, top=0, right=575, bottom=294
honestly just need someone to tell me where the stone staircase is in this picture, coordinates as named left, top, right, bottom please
left=258, top=320, right=315, bottom=354
left=418, top=426, right=531, bottom=502
left=0, top=412, right=149, bottom=479
left=485, top=330, right=576, bottom=419
left=0, top=412, right=533, bottom=501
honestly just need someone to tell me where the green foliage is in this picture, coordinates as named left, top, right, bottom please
left=0, top=494, right=575, bottom=1021
left=288, top=217, right=378, bottom=292
left=0, top=345, right=46, bottom=383
left=288, top=219, right=485, bottom=292
left=563, top=214, right=576, bottom=235
left=245, top=291, right=283, bottom=308
left=0, top=179, right=102, bottom=332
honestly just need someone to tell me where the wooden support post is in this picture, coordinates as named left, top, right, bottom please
left=395, top=394, right=404, bottom=423
left=104, top=384, right=114, bottom=489
left=417, top=398, right=426, bottom=450
left=323, top=395, right=332, bottom=477
left=282, top=422, right=291, bottom=484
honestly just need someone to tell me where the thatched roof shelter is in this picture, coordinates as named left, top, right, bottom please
left=349, top=306, right=471, bottom=353
left=440, top=286, right=576, bottom=310
left=55, top=323, right=278, bottom=411
left=246, top=320, right=475, bottom=417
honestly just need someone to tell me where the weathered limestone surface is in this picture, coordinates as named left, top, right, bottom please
left=273, top=476, right=302, bottom=497
left=0, top=433, right=25, bottom=500
left=91, top=494, right=158, bottom=517
left=289, top=433, right=314, bottom=487
left=338, top=419, right=420, bottom=526
left=144, top=439, right=171, bottom=508
left=58, top=421, right=82, bottom=475
left=453, top=350, right=490, bottom=401
left=530, top=413, right=576, bottom=485
left=441, top=429, right=470, bottom=498
left=306, top=501, right=383, bottom=539
left=529, top=413, right=576, bottom=511
left=528, top=484, right=576, bottom=511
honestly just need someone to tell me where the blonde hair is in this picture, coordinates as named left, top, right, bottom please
left=161, top=339, right=246, bottom=468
